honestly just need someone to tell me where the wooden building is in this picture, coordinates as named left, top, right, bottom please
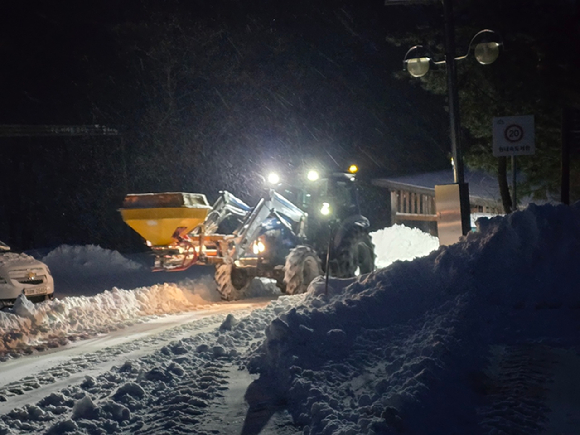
left=372, top=170, right=504, bottom=235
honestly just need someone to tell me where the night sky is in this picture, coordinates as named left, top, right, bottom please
left=0, top=0, right=454, bottom=251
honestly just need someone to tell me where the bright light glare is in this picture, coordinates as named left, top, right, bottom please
left=348, top=164, right=358, bottom=174
left=267, top=172, right=280, bottom=185
left=320, top=202, right=330, bottom=215
left=307, top=170, right=319, bottom=181
left=252, top=241, right=266, bottom=254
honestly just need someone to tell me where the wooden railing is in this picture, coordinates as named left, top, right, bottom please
left=373, top=178, right=502, bottom=229
left=373, top=179, right=438, bottom=225
left=390, top=189, right=437, bottom=223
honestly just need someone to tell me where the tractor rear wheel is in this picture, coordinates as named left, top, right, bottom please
left=283, top=246, right=323, bottom=295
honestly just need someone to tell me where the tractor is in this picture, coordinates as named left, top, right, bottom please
left=119, top=166, right=375, bottom=300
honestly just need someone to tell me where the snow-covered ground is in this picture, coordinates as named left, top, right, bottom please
left=1, top=224, right=436, bottom=358
left=1, top=208, right=579, bottom=434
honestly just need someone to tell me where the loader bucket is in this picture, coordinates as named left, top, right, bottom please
left=119, top=192, right=212, bottom=246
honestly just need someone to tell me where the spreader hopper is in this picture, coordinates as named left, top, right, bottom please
left=119, top=192, right=212, bottom=246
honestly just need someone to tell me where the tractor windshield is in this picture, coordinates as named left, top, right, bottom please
left=304, top=175, right=359, bottom=220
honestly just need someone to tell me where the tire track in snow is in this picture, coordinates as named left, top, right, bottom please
left=0, top=300, right=270, bottom=415
left=0, top=296, right=302, bottom=434
left=479, top=344, right=555, bottom=434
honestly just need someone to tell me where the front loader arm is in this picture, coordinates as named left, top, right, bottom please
left=228, top=189, right=307, bottom=260
left=200, top=191, right=251, bottom=235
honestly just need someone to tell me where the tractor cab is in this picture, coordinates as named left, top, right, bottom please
left=301, top=172, right=360, bottom=223
left=272, top=165, right=360, bottom=219
left=266, top=165, right=363, bottom=254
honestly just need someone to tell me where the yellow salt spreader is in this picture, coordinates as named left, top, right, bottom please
left=119, top=192, right=242, bottom=271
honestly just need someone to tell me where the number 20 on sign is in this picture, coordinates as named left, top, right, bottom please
left=492, top=115, right=535, bottom=157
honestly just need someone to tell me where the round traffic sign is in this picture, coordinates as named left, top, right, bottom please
left=504, top=124, right=524, bottom=143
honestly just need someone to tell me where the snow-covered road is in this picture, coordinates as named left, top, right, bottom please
left=0, top=298, right=272, bottom=406
left=0, top=285, right=304, bottom=434
left=0, top=225, right=445, bottom=434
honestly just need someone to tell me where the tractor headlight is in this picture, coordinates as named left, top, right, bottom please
left=252, top=240, right=266, bottom=255
left=267, top=172, right=280, bottom=185
left=320, top=202, right=331, bottom=216
left=307, top=170, right=319, bottom=181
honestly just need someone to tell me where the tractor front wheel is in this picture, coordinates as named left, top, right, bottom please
left=283, top=246, right=323, bottom=295
left=215, top=263, right=253, bottom=301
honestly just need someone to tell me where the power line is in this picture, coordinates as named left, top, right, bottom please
left=0, top=125, right=118, bottom=137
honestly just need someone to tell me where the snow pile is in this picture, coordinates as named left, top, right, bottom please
left=247, top=203, right=580, bottom=434
left=0, top=223, right=434, bottom=359
left=0, top=281, right=215, bottom=357
left=42, top=245, right=144, bottom=275
left=370, top=224, right=439, bottom=268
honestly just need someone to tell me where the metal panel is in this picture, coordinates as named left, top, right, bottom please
left=435, top=184, right=470, bottom=246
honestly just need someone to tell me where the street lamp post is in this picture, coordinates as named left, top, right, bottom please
left=442, top=0, right=470, bottom=235
left=443, top=0, right=463, bottom=186
left=399, top=0, right=502, bottom=235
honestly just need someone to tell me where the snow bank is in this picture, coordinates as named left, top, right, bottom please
left=42, top=245, right=144, bottom=275
left=0, top=222, right=443, bottom=360
left=248, top=203, right=580, bottom=435
left=0, top=281, right=215, bottom=357
left=370, top=224, right=439, bottom=268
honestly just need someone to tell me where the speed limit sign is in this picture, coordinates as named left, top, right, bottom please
left=493, top=115, right=535, bottom=156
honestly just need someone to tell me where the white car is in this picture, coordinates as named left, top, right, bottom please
left=0, top=241, right=54, bottom=307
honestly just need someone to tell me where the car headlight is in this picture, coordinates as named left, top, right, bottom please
left=320, top=202, right=331, bottom=216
